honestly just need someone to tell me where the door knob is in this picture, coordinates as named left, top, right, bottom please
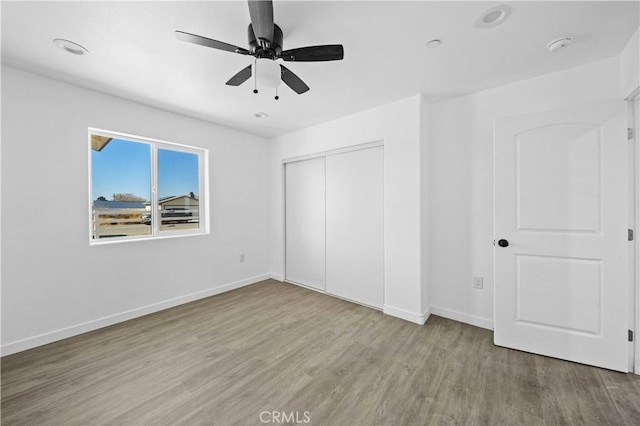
left=498, top=239, right=509, bottom=247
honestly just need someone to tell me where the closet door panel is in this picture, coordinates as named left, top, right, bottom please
left=326, top=147, right=384, bottom=308
left=285, top=158, right=326, bottom=290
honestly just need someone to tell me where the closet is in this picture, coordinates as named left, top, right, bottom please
left=284, top=157, right=326, bottom=290
left=285, top=145, right=384, bottom=309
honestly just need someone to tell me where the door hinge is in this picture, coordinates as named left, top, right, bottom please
left=629, top=329, right=634, bottom=342
left=629, top=128, right=634, bottom=140
left=629, top=229, right=634, bottom=241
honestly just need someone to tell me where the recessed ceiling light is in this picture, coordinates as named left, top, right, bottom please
left=426, top=39, right=442, bottom=49
left=53, top=39, right=89, bottom=55
left=254, top=112, right=268, bottom=119
left=475, top=5, right=511, bottom=29
left=547, top=37, right=572, bottom=53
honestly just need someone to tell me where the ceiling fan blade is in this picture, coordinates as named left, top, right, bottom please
left=175, top=30, right=251, bottom=55
left=279, top=45, right=344, bottom=62
left=280, top=65, right=309, bottom=94
left=226, top=65, right=253, bottom=86
left=247, top=0, right=274, bottom=45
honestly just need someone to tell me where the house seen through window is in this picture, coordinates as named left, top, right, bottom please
left=90, top=130, right=207, bottom=243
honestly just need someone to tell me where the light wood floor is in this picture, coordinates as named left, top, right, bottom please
left=2, top=280, right=640, bottom=425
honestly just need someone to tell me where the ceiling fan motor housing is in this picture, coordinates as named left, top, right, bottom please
left=248, top=24, right=283, bottom=57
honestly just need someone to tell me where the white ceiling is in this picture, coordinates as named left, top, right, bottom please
left=2, top=1, right=638, bottom=138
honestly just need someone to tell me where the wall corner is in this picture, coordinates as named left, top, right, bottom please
left=419, top=95, right=431, bottom=316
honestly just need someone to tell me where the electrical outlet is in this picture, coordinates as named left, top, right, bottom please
left=240, top=254, right=245, bottom=263
left=473, top=276, right=484, bottom=289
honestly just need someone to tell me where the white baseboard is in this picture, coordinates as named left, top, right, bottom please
left=429, top=306, right=494, bottom=330
left=423, top=306, right=432, bottom=324
left=384, top=305, right=430, bottom=325
left=1, top=273, right=271, bottom=357
left=269, top=273, right=285, bottom=282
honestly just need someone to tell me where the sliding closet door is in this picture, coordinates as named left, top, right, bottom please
left=326, top=147, right=384, bottom=308
left=285, top=158, right=326, bottom=290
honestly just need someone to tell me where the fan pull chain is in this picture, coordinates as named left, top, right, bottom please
left=253, top=58, right=258, bottom=94
left=275, top=86, right=279, bottom=101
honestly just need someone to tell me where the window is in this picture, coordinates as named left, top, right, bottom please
left=89, top=129, right=207, bottom=244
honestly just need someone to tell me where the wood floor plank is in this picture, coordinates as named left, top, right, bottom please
left=566, top=362, right=625, bottom=425
left=597, top=368, right=640, bottom=426
left=535, top=352, right=590, bottom=425
left=2, top=280, right=639, bottom=426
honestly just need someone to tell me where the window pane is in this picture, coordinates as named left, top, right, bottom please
left=91, top=137, right=151, bottom=239
left=158, top=148, right=200, bottom=232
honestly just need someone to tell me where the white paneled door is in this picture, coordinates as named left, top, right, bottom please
left=326, top=147, right=384, bottom=309
left=285, top=157, right=326, bottom=290
left=495, top=101, right=630, bottom=372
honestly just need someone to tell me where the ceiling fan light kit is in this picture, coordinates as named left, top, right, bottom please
left=254, top=58, right=281, bottom=88
left=175, top=0, right=344, bottom=99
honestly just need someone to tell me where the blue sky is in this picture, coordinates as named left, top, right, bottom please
left=92, top=138, right=199, bottom=201
left=158, top=148, right=199, bottom=199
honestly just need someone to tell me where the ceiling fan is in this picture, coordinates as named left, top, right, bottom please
left=175, top=0, right=344, bottom=97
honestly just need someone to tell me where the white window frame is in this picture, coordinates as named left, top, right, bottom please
left=88, top=128, right=209, bottom=245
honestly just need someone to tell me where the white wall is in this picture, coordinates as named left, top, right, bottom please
left=1, top=67, right=270, bottom=355
left=620, top=27, right=639, bottom=98
left=268, top=95, right=427, bottom=323
left=427, top=57, right=622, bottom=329
left=4, top=33, right=635, bottom=356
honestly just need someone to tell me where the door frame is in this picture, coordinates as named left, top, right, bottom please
left=282, top=140, right=384, bottom=165
left=626, top=86, right=640, bottom=375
